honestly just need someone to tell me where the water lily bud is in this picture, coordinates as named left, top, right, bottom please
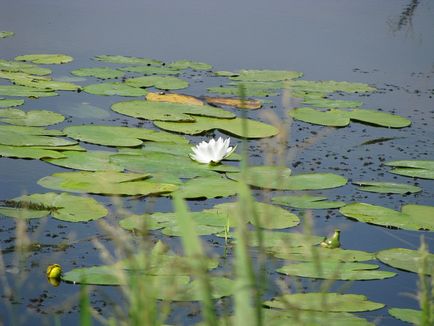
left=47, top=276, right=61, bottom=287
left=46, top=264, right=62, bottom=279
left=320, top=229, right=341, bottom=249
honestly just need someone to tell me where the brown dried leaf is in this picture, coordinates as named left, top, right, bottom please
left=146, top=92, right=203, bottom=106
left=204, top=96, right=262, bottom=109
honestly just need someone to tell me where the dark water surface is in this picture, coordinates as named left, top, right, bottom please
left=0, top=0, right=433, bottom=325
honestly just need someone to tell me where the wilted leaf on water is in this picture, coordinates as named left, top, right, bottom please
left=0, top=59, right=51, bottom=75
left=264, top=293, right=384, bottom=312
left=167, top=60, right=212, bottom=71
left=0, top=85, right=57, bottom=98
left=303, top=98, right=363, bottom=108
left=0, top=192, right=107, bottom=222
left=229, top=70, right=303, bottom=82
left=0, top=98, right=24, bottom=108
left=15, top=54, right=73, bottom=64
left=154, top=116, right=279, bottom=138
left=0, top=145, right=65, bottom=159
left=94, top=55, right=162, bottom=65
left=353, top=181, right=421, bottom=194
left=0, top=125, right=76, bottom=147
left=83, top=82, right=148, bottom=96
left=272, top=195, right=346, bottom=209
left=44, top=150, right=123, bottom=171
left=204, top=96, right=262, bottom=109
left=0, top=31, right=14, bottom=38
left=126, top=75, right=189, bottom=90
left=339, top=203, right=434, bottom=231
left=38, top=171, right=178, bottom=196
left=388, top=308, right=423, bottom=324
left=385, top=160, right=434, bottom=179
left=120, top=65, right=180, bottom=75
left=70, top=67, right=124, bottom=79
left=64, top=125, right=188, bottom=147
left=0, top=108, right=64, bottom=126
left=277, top=261, right=396, bottom=280
left=146, top=92, right=204, bottom=106
left=111, top=100, right=235, bottom=122
left=172, top=175, right=238, bottom=199
left=376, top=248, right=433, bottom=275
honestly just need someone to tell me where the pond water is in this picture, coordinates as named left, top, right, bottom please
left=0, top=0, right=433, bottom=325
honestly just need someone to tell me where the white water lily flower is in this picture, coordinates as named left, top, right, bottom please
left=189, top=137, right=236, bottom=164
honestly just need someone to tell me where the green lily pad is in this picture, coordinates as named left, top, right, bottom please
left=119, top=65, right=180, bottom=75
left=277, top=261, right=396, bottom=280
left=173, top=175, right=238, bottom=199
left=0, top=99, right=24, bottom=108
left=70, top=67, right=124, bottom=79
left=44, top=150, right=123, bottom=171
left=0, top=71, right=51, bottom=83
left=289, top=108, right=350, bottom=127
left=272, top=195, right=346, bottom=209
left=207, top=86, right=278, bottom=97
left=229, top=70, right=303, bottom=82
left=0, top=85, right=57, bottom=98
left=0, top=125, right=76, bottom=147
left=0, top=31, right=14, bottom=38
left=94, top=55, right=161, bottom=65
left=264, top=293, right=384, bottom=312
left=0, top=59, right=51, bottom=75
left=288, top=80, right=376, bottom=93
left=0, top=145, right=65, bottom=159
left=353, top=181, right=422, bottom=194
left=348, top=109, right=411, bottom=128
left=111, top=100, right=235, bottom=122
left=0, top=192, right=107, bottom=222
left=0, top=108, right=65, bottom=126
left=167, top=60, right=212, bottom=71
left=302, top=98, right=363, bottom=108
left=154, top=116, right=279, bottom=138
left=214, top=71, right=237, bottom=77
left=339, top=203, right=434, bottom=231
left=64, top=125, right=188, bottom=147
left=126, top=76, right=189, bottom=90
left=385, top=160, right=434, bottom=179
left=38, top=171, right=178, bottom=196
left=13, top=78, right=81, bottom=91
left=388, top=308, right=423, bottom=324
left=228, top=167, right=347, bottom=190
left=376, top=248, right=433, bottom=275
left=59, top=102, right=110, bottom=119
left=271, top=246, right=375, bottom=262
left=15, top=54, right=73, bottom=64
left=83, top=82, right=148, bottom=96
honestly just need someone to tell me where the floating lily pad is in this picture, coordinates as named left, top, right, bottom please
left=146, top=92, right=204, bottom=105
left=0, top=125, right=76, bottom=147
left=120, top=65, right=180, bottom=75
left=277, top=261, right=396, bottom=280
left=264, top=293, right=384, bottom=312
left=214, top=71, right=237, bottom=77
left=167, top=60, right=212, bottom=71
left=272, top=195, right=346, bottom=209
left=0, top=192, right=107, bottom=222
left=94, top=55, right=161, bottom=65
left=173, top=176, right=238, bottom=199
left=0, top=31, right=14, bottom=38
left=288, top=80, right=376, bottom=93
left=377, top=248, right=433, bottom=275
left=38, top=171, right=177, bottom=196
left=0, top=99, right=24, bottom=108
left=353, top=181, right=421, bottom=194
left=111, top=100, right=235, bottom=122
left=15, top=54, right=73, bottom=64
left=388, top=308, right=423, bottom=324
left=83, top=82, right=148, bottom=96
left=204, top=96, right=262, bottom=109
left=0, top=59, right=51, bottom=75
left=59, top=102, right=110, bottom=119
left=126, top=76, right=189, bottom=90
left=348, top=109, right=411, bottom=128
left=44, top=150, right=123, bottom=171
left=64, top=125, right=188, bottom=147
left=13, top=78, right=81, bottom=91
left=0, top=145, right=65, bottom=159
left=228, top=167, right=347, bottom=190
left=339, top=203, right=434, bottom=231
left=271, top=246, right=375, bottom=262
left=70, top=67, right=124, bottom=79
left=0, top=85, right=57, bottom=98
left=229, top=70, right=303, bottom=82
left=207, top=86, right=278, bottom=97
left=303, top=98, right=363, bottom=108
left=0, top=108, right=64, bottom=126
left=154, top=116, right=279, bottom=138
left=385, top=160, right=434, bottom=179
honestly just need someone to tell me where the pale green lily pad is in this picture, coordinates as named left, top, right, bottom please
left=339, top=203, right=434, bottom=231
left=119, top=65, right=180, bottom=75
left=0, top=145, right=65, bottom=159
left=240, top=231, right=323, bottom=249
left=289, top=107, right=350, bottom=127
left=377, top=248, right=434, bottom=275
left=173, top=176, right=238, bottom=199
left=264, top=293, right=384, bottom=312
left=38, top=171, right=177, bottom=196
left=64, top=125, right=188, bottom=147
left=15, top=54, right=73, bottom=64
left=0, top=125, right=76, bottom=147
left=348, top=109, right=411, bottom=128
left=167, top=60, right=212, bottom=71
left=94, top=55, right=161, bottom=65
left=0, top=85, right=57, bottom=98
left=271, top=246, right=375, bottom=262
left=303, top=98, right=363, bottom=108
left=59, top=102, right=110, bottom=119
left=44, top=150, right=123, bottom=171
left=214, top=71, right=237, bottom=77
left=70, top=67, right=124, bottom=79
left=0, top=192, right=107, bottom=222
left=228, top=167, right=347, bottom=190
left=353, top=181, right=421, bottom=194
left=207, top=86, right=278, bottom=97
left=82, top=82, right=148, bottom=96
left=154, top=116, right=279, bottom=138
left=288, top=80, right=376, bottom=93
left=229, top=70, right=303, bottom=82
left=111, top=100, right=235, bottom=122
left=277, top=261, right=396, bottom=280
left=385, top=160, right=434, bottom=179
left=0, top=59, right=52, bottom=75
left=13, top=78, right=81, bottom=91
left=126, top=76, right=189, bottom=90
left=388, top=308, right=423, bottom=324
left=0, top=31, right=14, bottom=38
left=272, top=195, right=346, bottom=209
left=0, top=99, right=24, bottom=108
left=0, top=71, right=51, bottom=83
left=0, top=108, right=65, bottom=126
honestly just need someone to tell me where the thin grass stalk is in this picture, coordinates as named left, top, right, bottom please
left=418, top=237, right=433, bottom=326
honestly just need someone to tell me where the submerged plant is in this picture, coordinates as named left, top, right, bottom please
left=189, top=137, right=236, bottom=164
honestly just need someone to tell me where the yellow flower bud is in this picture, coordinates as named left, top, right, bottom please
left=320, top=229, right=341, bottom=249
left=46, top=264, right=62, bottom=279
